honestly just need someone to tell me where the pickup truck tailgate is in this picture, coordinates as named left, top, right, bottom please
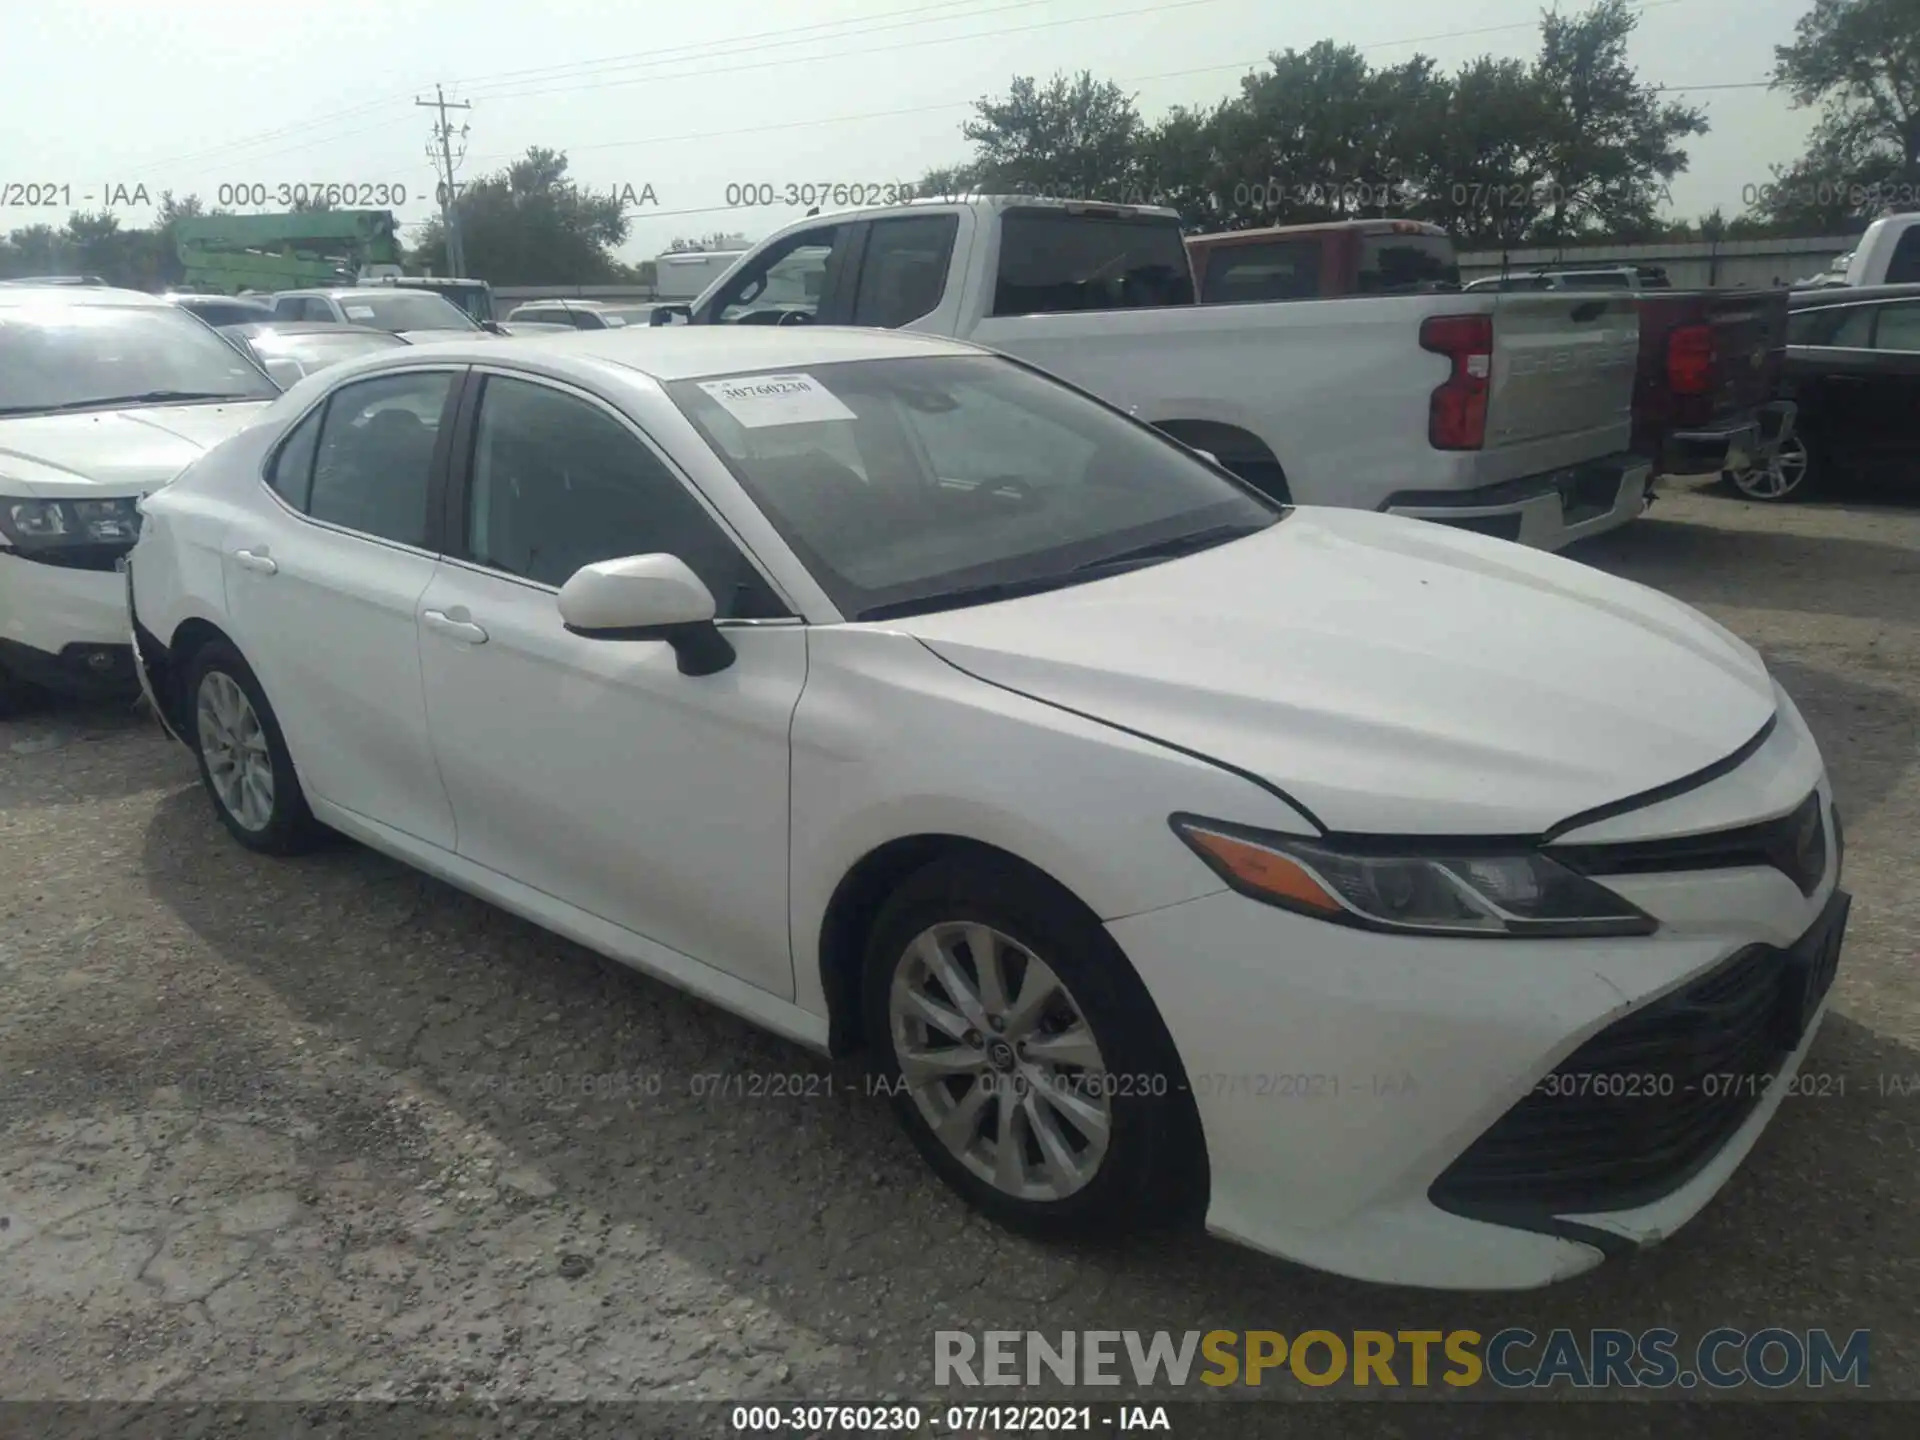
left=1484, top=293, right=1640, bottom=476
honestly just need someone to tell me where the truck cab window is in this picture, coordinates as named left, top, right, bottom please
left=705, top=227, right=842, bottom=325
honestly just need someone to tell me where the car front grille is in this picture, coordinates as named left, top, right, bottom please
left=1430, top=887, right=1846, bottom=1220
left=1551, top=788, right=1828, bottom=897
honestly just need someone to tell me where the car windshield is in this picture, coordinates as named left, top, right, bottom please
left=0, top=301, right=279, bottom=414
left=334, top=291, right=477, bottom=332
left=668, top=353, right=1281, bottom=620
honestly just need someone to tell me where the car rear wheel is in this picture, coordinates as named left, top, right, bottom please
left=1727, top=432, right=1815, bottom=502
left=862, top=855, right=1204, bottom=1239
left=186, top=641, right=322, bottom=855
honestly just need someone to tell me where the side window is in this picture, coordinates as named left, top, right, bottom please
left=272, top=296, right=304, bottom=320
left=572, top=310, right=605, bottom=330
left=1872, top=301, right=1920, bottom=352
left=1827, top=306, right=1877, bottom=348
left=1884, top=227, right=1920, bottom=285
left=266, top=405, right=324, bottom=510
left=464, top=376, right=784, bottom=618
left=851, top=216, right=957, bottom=327
left=1200, top=240, right=1323, bottom=303
left=306, top=371, right=454, bottom=548
left=303, top=298, right=338, bottom=323
left=706, top=226, right=842, bottom=324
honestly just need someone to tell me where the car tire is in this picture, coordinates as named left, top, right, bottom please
left=184, top=640, right=322, bottom=855
left=1726, top=431, right=1816, bottom=502
left=861, top=854, right=1205, bottom=1240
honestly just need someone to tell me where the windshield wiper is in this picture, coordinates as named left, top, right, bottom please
left=1073, top=521, right=1269, bottom=571
left=0, top=389, right=255, bottom=416
left=858, top=572, right=1096, bottom=622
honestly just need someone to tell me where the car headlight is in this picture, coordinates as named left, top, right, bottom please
left=1169, top=815, right=1657, bottom=939
left=0, top=496, right=143, bottom=548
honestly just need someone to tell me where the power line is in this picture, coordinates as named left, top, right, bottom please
left=119, top=0, right=1035, bottom=173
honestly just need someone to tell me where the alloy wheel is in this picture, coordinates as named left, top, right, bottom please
left=1731, top=434, right=1810, bottom=500
left=887, top=921, right=1113, bottom=1202
left=196, top=670, right=275, bottom=832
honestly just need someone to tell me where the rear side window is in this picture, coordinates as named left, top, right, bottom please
left=1885, top=227, right=1920, bottom=285
left=305, top=371, right=456, bottom=548
left=993, top=211, right=1194, bottom=315
left=267, top=406, right=323, bottom=509
left=1357, top=234, right=1459, bottom=293
left=1198, top=240, right=1322, bottom=303
left=1790, top=305, right=1876, bottom=348
left=852, top=215, right=958, bottom=327
left=1872, top=301, right=1920, bottom=351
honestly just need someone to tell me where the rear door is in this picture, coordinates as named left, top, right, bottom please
left=1480, top=292, right=1641, bottom=480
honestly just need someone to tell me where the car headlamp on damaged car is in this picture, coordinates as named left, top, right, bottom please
left=0, top=496, right=143, bottom=548
left=1169, top=815, right=1657, bottom=938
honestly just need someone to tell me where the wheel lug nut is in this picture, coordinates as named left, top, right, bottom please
left=964, top=1029, right=983, bottom=1047
left=989, top=1016, right=1006, bottom=1033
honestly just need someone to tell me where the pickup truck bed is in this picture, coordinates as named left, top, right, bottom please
left=672, top=196, right=1648, bottom=551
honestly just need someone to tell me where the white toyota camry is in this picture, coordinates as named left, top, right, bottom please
left=126, top=326, right=1847, bottom=1290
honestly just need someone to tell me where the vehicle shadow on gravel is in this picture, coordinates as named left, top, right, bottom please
left=1570, top=509, right=1920, bottom=623
left=135, top=779, right=1920, bottom=1401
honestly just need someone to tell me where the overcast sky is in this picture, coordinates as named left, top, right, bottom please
left=3, top=0, right=1819, bottom=262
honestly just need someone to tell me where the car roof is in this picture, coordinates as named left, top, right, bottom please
left=392, top=323, right=980, bottom=380
left=0, top=285, right=171, bottom=308
left=166, top=292, right=274, bottom=306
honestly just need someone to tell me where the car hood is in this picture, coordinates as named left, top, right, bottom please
left=0, top=401, right=271, bottom=499
left=893, top=508, right=1777, bottom=836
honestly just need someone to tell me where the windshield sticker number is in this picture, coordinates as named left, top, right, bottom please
left=343, top=305, right=376, bottom=320
left=696, top=372, right=856, bottom=429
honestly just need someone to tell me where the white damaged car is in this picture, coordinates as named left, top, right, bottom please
left=0, top=285, right=278, bottom=711
left=127, top=326, right=1846, bottom=1289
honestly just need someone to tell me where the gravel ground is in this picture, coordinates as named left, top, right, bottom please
left=1, top=488, right=1916, bottom=1433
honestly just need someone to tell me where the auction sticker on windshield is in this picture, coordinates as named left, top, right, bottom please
left=344, top=305, right=376, bottom=320
left=697, top=372, right=856, bottom=428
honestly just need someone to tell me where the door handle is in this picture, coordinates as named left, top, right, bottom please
left=422, top=608, right=489, bottom=644
left=232, top=548, right=278, bottom=575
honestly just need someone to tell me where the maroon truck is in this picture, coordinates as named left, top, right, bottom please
left=1630, top=288, right=1793, bottom=485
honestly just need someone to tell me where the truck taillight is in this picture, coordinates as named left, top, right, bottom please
left=1666, top=323, right=1716, bottom=396
left=1420, top=313, right=1493, bottom=450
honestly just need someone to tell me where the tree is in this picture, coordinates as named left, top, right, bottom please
left=947, top=71, right=1153, bottom=202
left=668, top=231, right=748, bottom=252
left=410, top=147, right=632, bottom=283
left=1528, top=0, right=1706, bottom=241
left=1750, top=0, right=1920, bottom=230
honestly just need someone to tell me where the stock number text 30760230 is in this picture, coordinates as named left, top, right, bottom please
left=215, top=182, right=408, bottom=209
left=726, top=181, right=918, bottom=210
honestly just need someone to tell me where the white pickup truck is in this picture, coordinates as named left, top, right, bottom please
left=1798, top=213, right=1920, bottom=289
left=657, top=196, right=1647, bottom=550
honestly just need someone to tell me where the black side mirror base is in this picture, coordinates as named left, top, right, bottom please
left=561, top=619, right=736, bottom=675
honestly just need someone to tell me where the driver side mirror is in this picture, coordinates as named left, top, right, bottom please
left=650, top=304, right=693, bottom=326
left=556, top=554, right=735, bottom=676
left=480, top=320, right=507, bottom=335
left=261, top=355, right=305, bottom=390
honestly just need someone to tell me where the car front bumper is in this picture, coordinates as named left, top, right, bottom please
left=0, top=550, right=139, bottom=697
left=1378, top=451, right=1651, bottom=552
left=1108, top=776, right=1844, bottom=1290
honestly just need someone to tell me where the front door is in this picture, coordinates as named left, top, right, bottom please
left=415, top=371, right=806, bottom=997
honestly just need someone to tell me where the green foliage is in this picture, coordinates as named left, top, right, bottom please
left=1747, top=0, right=1920, bottom=231
left=410, top=147, right=633, bottom=283
left=918, top=1, right=1707, bottom=244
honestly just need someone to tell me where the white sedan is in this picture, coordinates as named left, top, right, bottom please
left=127, top=326, right=1847, bottom=1290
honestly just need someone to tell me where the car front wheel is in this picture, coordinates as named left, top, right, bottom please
left=862, top=855, right=1204, bottom=1239
left=186, top=640, right=321, bottom=855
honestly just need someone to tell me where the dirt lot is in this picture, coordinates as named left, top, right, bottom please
left=2, top=488, right=1917, bottom=1429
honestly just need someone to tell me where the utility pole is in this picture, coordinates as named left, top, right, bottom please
left=417, top=85, right=471, bottom=277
